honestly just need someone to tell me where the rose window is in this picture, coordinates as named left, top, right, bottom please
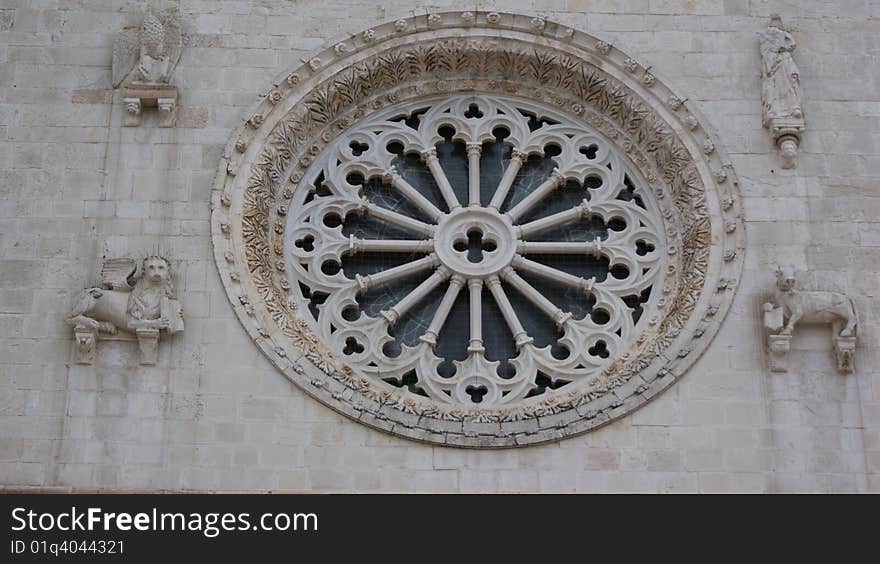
left=285, top=94, right=664, bottom=405
left=215, top=12, right=745, bottom=446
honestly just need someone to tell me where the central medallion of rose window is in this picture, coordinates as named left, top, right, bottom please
left=285, top=94, right=665, bottom=406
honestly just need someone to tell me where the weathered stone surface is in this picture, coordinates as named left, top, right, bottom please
left=0, top=1, right=878, bottom=493
left=71, top=89, right=112, bottom=105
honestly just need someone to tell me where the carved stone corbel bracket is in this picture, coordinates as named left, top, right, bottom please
left=833, top=334, right=856, bottom=373
left=73, top=325, right=98, bottom=365
left=763, top=303, right=790, bottom=372
left=135, top=327, right=160, bottom=365
left=122, top=85, right=177, bottom=127
left=123, top=97, right=141, bottom=127
left=771, top=124, right=804, bottom=170
left=766, top=332, right=791, bottom=373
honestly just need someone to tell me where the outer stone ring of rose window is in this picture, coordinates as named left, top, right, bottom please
left=211, top=11, right=745, bottom=447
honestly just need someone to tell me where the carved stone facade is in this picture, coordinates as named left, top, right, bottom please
left=759, top=15, right=805, bottom=169
left=112, top=6, right=181, bottom=127
left=212, top=12, right=745, bottom=447
left=1, top=1, right=878, bottom=493
left=763, top=267, right=857, bottom=373
left=65, top=256, right=184, bottom=365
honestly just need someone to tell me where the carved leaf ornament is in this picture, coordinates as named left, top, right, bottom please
left=212, top=12, right=744, bottom=447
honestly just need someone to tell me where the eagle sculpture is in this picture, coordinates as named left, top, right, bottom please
left=112, top=7, right=182, bottom=88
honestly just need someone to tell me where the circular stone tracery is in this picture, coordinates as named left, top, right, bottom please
left=211, top=11, right=745, bottom=447
left=285, top=94, right=666, bottom=408
left=435, top=207, right=516, bottom=278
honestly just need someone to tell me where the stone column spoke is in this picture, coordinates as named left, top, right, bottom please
left=486, top=275, right=533, bottom=348
left=350, top=237, right=434, bottom=254
left=384, top=166, right=445, bottom=221
left=420, top=275, right=465, bottom=346
left=506, top=169, right=565, bottom=222
left=489, top=149, right=527, bottom=211
left=468, top=278, right=484, bottom=353
left=381, top=267, right=452, bottom=325
left=517, top=240, right=602, bottom=255
left=501, top=267, right=571, bottom=328
left=422, top=148, right=462, bottom=211
left=355, top=254, right=440, bottom=291
left=362, top=200, right=435, bottom=236
left=517, top=199, right=590, bottom=238
left=512, top=255, right=595, bottom=293
left=466, top=143, right=482, bottom=206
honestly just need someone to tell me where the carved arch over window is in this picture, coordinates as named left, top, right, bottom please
left=211, top=11, right=745, bottom=447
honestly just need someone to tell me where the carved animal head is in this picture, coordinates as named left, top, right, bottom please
left=775, top=266, right=796, bottom=292
left=142, top=256, right=171, bottom=285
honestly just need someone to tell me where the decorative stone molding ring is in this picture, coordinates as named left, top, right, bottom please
left=211, top=11, right=745, bottom=447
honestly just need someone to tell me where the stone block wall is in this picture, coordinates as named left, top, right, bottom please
left=0, top=0, right=878, bottom=492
